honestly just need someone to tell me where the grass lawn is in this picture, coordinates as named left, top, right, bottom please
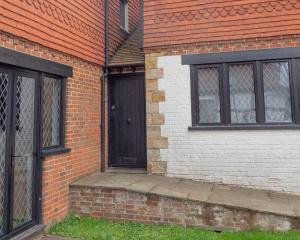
left=49, top=215, right=300, bottom=240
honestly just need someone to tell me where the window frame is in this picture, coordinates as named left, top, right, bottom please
left=189, top=55, right=300, bottom=130
left=40, top=73, right=68, bottom=156
left=0, top=61, right=69, bottom=156
left=120, top=0, right=129, bottom=32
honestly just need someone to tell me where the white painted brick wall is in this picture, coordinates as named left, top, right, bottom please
left=157, top=55, right=300, bottom=194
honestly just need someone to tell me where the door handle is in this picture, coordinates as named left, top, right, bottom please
left=127, top=118, right=132, bottom=124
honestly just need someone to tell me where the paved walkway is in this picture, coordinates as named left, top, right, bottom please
left=72, top=172, right=300, bottom=218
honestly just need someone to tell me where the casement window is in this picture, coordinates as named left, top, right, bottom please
left=120, top=0, right=129, bottom=32
left=41, top=75, right=65, bottom=149
left=0, top=46, right=72, bottom=156
left=184, top=48, right=300, bottom=129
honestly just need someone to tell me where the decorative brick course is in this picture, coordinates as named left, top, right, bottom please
left=70, top=186, right=300, bottom=232
left=0, top=0, right=141, bottom=65
left=144, top=0, right=300, bottom=50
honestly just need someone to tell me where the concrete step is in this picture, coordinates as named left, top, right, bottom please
left=70, top=173, right=300, bottom=232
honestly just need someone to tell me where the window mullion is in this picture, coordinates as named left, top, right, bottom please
left=221, top=63, right=230, bottom=125
left=191, top=66, right=199, bottom=126
left=255, top=61, right=265, bottom=124
left=60, top=78, right=66, bottom=147
left=291, top=59, right=300, bottom=124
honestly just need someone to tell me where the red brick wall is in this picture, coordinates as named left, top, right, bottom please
left=0, top=0, right=142, bottom=225
left=0, top=31, right=102, bottom=224
left=144, top=0, right=300, bottom=50
left=70, top=186, right=300, bottom=232
left=109, top=0, right=141, bottom=58
left=0, top=0, right=105, bottom=64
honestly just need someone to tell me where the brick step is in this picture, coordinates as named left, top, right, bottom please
left=70, top=173, right=300, bottom=232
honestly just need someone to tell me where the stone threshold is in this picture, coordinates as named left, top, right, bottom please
left=11, top=224, right=45, bottom=240
left=107, top=168, right=147, bottom=174
left=71, top=173, right=300, bottom=219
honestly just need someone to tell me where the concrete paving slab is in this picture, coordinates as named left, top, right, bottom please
left=128, top=175, right=166, bottom=193
left=268, top=191, right=300, bottom=217
left=71, top=173, right=144, bottom=190
left=208, top=184, right=297, bottom=217
left=149, top=178, right=189, bottom=199
left=97, top=173, right=145, bottom=188
left=178, top=180, right=213, bottom=202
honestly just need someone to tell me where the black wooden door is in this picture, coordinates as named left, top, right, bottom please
left=109, top=73, right=146, bottom=168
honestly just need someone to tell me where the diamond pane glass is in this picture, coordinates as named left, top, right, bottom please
left=263, top=62, right=292, bottom=123
left=42, top=77, right=61, bottom=148
left=229, top=64, right=256, bottom=124
left=0, top=72, right=8, bottom=234
left=198, top=67, right=221, bottom=124
left=13, top=76, right=35, bottom=229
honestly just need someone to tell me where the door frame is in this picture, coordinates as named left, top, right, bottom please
left=0, top=46, right=72, bottom=239
left=108, top=71, right=147, bottom=169
left=0, top=64, right=43, bottom=240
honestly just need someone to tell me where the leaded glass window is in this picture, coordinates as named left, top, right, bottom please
left=191, top=58, right=299, bottom=128
left=229, top=63, right=256, bottom=124
left=263, top=62, right=292, bottom=123
left=42, top=76, right=62, bottom=148
left=198, top=67, right=221, bottom=124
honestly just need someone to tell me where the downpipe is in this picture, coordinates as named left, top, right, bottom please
left=100, top=71, right=108, bottom=172
left=101, top=0, right=109, bottom=172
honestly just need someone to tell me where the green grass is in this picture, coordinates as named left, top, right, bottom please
left=49, top=215, right=300, bottom=240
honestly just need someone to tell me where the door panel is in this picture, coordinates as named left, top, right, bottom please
left=0, top=69, right=10, bottom=235
left=110, top=74, right=146, bottom=168
left=12, top=73, right=36, bottom=229
left=0, top=67, right=38, bottom=237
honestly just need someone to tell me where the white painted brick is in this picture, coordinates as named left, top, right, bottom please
left=157, top=55, right=300, bottom=194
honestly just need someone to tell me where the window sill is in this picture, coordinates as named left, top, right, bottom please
left=188, top=124, right=300, bottom=131
left=41, top=147, right=71, bottom=157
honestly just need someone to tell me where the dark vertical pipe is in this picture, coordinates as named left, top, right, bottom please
left=140, top=0, right=144, bottom=49
left=101, top=0, right=109, bottom=172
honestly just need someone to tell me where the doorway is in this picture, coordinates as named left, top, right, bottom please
left=109, top=73, right=147, bottom=168
left=0, top=66, right=39, bottom=237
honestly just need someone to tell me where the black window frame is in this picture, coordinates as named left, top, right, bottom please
left=184, top=48, right=300, bottom=130
left=0, top=46, right=72, bottom=233
left=0, top=46, right=72, bottom=155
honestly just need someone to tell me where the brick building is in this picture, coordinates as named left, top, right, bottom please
left=1, top=0, right=300, bottom=238
left=0, top=0, right=142, bottom=238
left=144, top=0, right=300, bottom=194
